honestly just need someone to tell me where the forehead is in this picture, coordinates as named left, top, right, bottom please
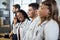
left=39, top=3, right=49, bottom=8
left=13, top=6, right=17, bottom=9
left=17, top=12, right=23, bottom=15
left=29, top=6, right=34, bottom=10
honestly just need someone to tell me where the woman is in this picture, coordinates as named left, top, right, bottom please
left=9, top=17, right=19, bottom=40
left=32, top=0, right=59, bottom=40
left=16, top=9, right=31, bottom=40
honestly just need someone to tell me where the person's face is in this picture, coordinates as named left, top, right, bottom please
left=12, top=7, right=16, bottom=13
left=38, top=4, right=50, bottom=18
left=17, top=12, right=25, bottom=22
left=12, top=7, right=19, bottom=13
left=28, top=6, right=35, bottom=18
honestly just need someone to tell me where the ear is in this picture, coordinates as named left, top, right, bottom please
left=35, top=9, right=38, bottom=15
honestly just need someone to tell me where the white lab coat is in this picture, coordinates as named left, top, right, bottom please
left=23, top=16, right=41, bottom=40
left=13, top=23, right=19, bottom=34
left=17, top=19, right=31, bottom=40
left=32, top=19, right=59, bottom=40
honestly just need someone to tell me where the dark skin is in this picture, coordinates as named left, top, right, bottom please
left=17, top=12, right=25, bottom=23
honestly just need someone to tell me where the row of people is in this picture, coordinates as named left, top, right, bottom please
left=9, top=0, right=59, bottom=40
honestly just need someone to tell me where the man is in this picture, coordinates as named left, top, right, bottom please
left=28, top=3, right=39, bottom=21
left=9, top=4, right=20, bottom=40
left=23, top=3, right=41, bottom=40
left=12, top=4, right=20, bottom=19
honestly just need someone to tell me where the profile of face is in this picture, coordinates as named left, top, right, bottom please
left=38, top=4, right=50, bottom=18
left=12, top=7, right=19, bottom=13
left=28, top=6, right=35, bottom=18
left=17, top=12, right=25, bottom=22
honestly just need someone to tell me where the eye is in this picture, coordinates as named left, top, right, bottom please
left=29, top=9, right=31, bottom=11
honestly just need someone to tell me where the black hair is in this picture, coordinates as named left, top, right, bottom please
left=13, top=4, right=20, bottom=10
left=16, top=9, right=30, bottom=21
left=29, top=3, right=39, bottom=9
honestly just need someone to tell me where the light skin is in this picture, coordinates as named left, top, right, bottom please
left=28, top=6, right=38, bottom=21
left=9, top=6, right=19, bottom=37
left=9, top=17, right=17, bottom=37
left=28, top=7, right=35, bottom=18
left=38, top=4, right=50, bottom=18
left=12, top=7, right=19, bottom=13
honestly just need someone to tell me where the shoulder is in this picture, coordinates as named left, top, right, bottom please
left=46, top=19, right=59, bottom=27
left=44, top=19, right=59, bottom=31
left=26, top=19, right=32, bottom=24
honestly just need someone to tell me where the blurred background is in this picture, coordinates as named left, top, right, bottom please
left=0, top=0, right=60, bottom=40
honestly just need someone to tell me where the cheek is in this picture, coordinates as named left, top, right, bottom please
left=19, top=16, right=24, bottom=21
left=20, top=17, right=25, bottom=22
left=21, top=17, right=24, bottom=20
left=39, top=10, right=44, bottom=16
left=44, top=9, right=49, bottom=16
left=29, top=11, right=33, bottom=14
left=12, top=9, right=14, bottom=12
left=28, top=11, right=33, bottom=16
left=39, top=10, right=48, bottom=17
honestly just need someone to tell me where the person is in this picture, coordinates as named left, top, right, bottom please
left=9, top=4, right=20, bottom=40
left=12, top=4, right=20, bottom=22
left=12, top=4, right=20, bottom=15
left=32, top=0, right=59, bottom=40
left=11, top=17, right=19, bottom=40
left=28, top=3, right=39, bottom=20
left=23, top=3, right=41, bottom=40
left=16, top=9, right=31, bottom=40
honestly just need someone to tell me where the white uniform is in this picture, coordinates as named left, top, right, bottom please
left=17, top=19, right=31, bottom=40
left=23, top=16, right=41, bottom=40
left=13, top=23, right=19, bottom=34
left=32, top=19, right=59, bottom=40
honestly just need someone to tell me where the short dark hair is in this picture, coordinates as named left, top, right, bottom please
left=29, top=3, right=39, bottom=9
left=16, top=9, right=30, bottom=20
left=13, top=4, right=20, bottom=10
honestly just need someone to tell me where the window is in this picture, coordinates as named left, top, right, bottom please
left=13, top=0, right=36, bottom=12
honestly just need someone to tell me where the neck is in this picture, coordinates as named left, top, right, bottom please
left=32, top=15, right=37, bottom=21
left=21, top=19, right=25, bottom=24
left=40, top=16, right=51, bottom=23
left=40, top=17, right=47, bottom=23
